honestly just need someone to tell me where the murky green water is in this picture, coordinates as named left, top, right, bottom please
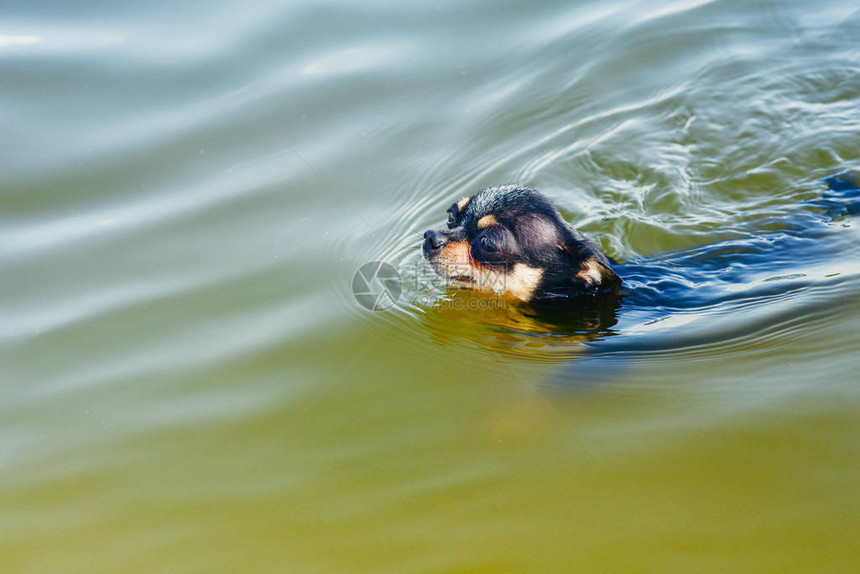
left=2, top=0, right=859, bottom=571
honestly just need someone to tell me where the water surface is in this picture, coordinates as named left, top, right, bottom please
left=2, top=0, right=859, bottom=571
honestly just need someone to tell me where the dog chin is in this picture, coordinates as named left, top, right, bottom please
left=445, top=275, right=478, bottom=289
left=429, top=264, right=477, bottom=287
left=435, top=267, right=510, bottom=296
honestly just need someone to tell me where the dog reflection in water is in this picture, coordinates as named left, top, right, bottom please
left=419, top=287, right=620, bottom=360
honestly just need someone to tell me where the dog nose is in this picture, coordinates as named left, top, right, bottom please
left=423, top=229, right=445, bottom=251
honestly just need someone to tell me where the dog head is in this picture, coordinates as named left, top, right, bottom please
left=422, top=185, right=621, bottom=303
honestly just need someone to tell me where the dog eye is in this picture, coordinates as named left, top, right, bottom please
left=447, top=210, right=456, bottom=228
left=479, top=236, right=499, bottom=254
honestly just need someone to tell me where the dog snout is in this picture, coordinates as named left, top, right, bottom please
left=423, top=229, right=446, bottom=252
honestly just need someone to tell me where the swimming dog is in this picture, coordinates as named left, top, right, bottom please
left=422, top=175, right=859, bottom=307
left=422, top=184, right=621, bottom=303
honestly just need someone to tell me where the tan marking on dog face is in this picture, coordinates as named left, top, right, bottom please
left=436, top=239, right=470, bottom=264
left=576, top=257, right=604, bottom=286
left=477, top=214, right=497, bottom=229
left=456, top=197, right=470, bottom=212
left=429, top=241, right=543, bottom=301
left=430, top=240, right=479, bottom=286
left=429, top=240, right=506, bottom=292
left=504, top=263, right=544, bottom=301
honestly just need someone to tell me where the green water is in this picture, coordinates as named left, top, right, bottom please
left=2, top=0, right=859, bottom=571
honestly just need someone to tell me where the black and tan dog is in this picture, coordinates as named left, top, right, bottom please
left=422, top=184, right=621, bottom=303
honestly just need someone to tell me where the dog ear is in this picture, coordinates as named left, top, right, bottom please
left=557, top=236, right=621, bottom=291
left=574, top=256, right=620, bottom=289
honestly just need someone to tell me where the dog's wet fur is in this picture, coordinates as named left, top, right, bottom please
left=423, top=184, right=621, bottom=303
